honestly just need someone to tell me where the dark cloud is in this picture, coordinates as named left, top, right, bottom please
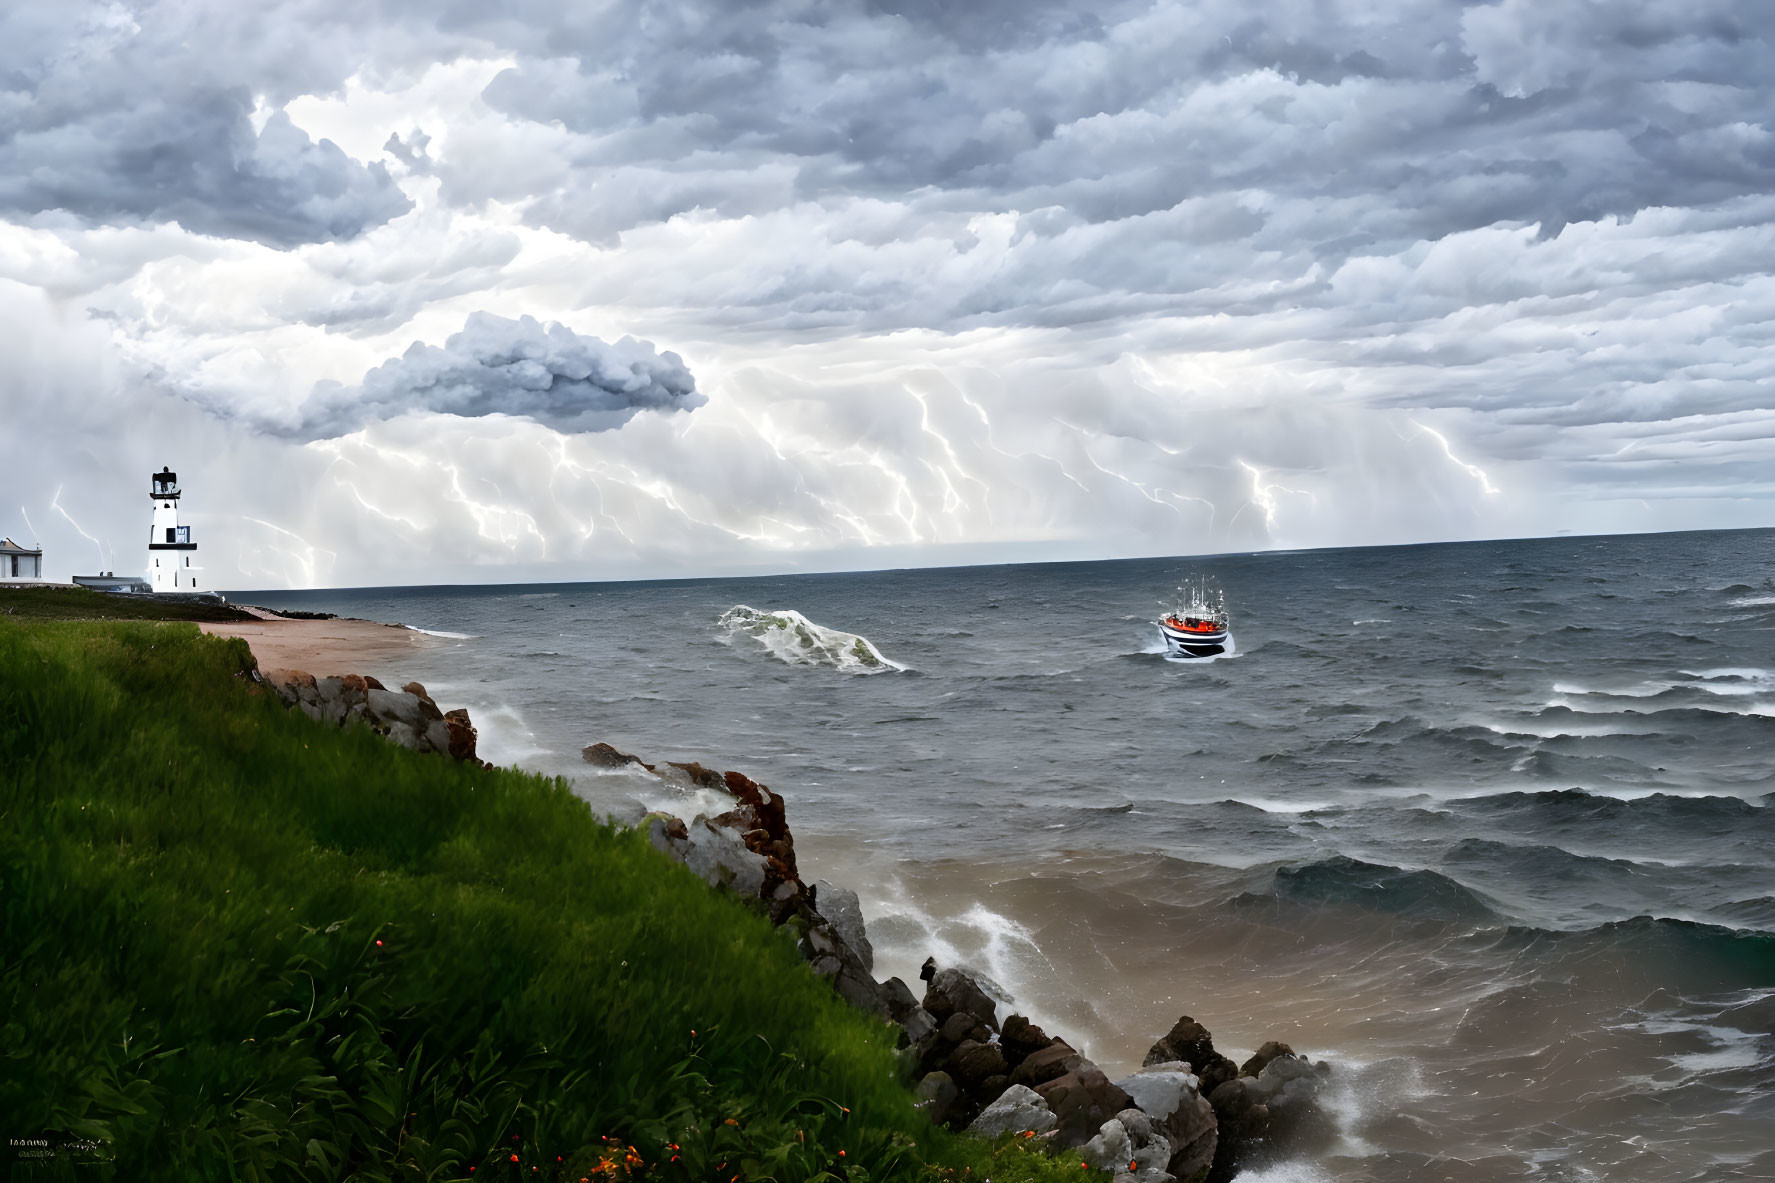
left=278, top=312, right=703, bottom=439
left=0, top=3, right=414, bottom=246
left=457, top=0, right=1775, bottom=257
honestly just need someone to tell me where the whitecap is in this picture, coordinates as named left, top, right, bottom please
left=403, top=624, right=476, bottom=639
left=1141, top=633, right=1240, bottom=663
left=717, top=605, right=906, bottom=673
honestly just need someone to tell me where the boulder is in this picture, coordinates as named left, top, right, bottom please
left=645, top=812, right=690, bottom=857
left=1035, top=1062, right=1134, bottom=1148
left=799, top=921, right=889, bottom=1019
left=1206, top=1054, right=1331, bottom=1182
left=999, top=1014, right=1056, bottom=1066
left=810, top=880, right=873, bottom=974
left=1145, top=1015, right=1238, bottom=1094
left=941, top=1011, right=990, bottom=1045
left=1116, top=1063, right=1216, bottom=1183
left=383, top=721, right=424, bottom=751
left=665, top=760, right=727, bottom=790
left=1081, top=1108, right=1175, bottom=1183
left=680, top=816, right=769, bottom=896
left=900, top=1006, right=938, bottom=1048
left=314, top=676, right=351, bottom=725
left=366, top=688, right=428, bottom=731
left=947, top=1039, right=1009, bottom=1088
left=913, top=1072, right=961, bottom=1124
left=444, top=709, right=478, bottom=761
left=1010, top=1041, right=1081, bottom=1088
left=968, top=1084, right=1057, bottom=1137
left=582, top=742, right=650, bottom=769
left=880, top=976, right=919, bottom=1023
left=1239, top=1040, right=1294, bottom=1079
left=922, top=967, right=999, bottom=1032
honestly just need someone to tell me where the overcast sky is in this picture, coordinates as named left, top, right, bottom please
left=3, top=0, right=1772, bottom=588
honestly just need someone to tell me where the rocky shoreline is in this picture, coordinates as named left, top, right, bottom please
left=254, top=664, right=1333, bottom=1183
left=260, top=668, right=483, bottom=763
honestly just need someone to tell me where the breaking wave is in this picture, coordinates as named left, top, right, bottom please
left=717, top=605, right=906, bottom=673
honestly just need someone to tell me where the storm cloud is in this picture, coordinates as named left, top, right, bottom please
left=1, top=0, right=1771, bottom=586
left=280, top=313, right=703, bottom=439
left=0, top=4, right=413, bottom=246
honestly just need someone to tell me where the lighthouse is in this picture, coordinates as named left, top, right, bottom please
left=147, top=467, right=200, bottom=592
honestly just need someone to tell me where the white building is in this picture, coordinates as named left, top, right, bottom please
left=148, top=467, right=201, bottom=592
left=1, top=536, right=43, bottom=580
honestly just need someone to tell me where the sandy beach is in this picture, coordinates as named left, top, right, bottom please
left=201, top=610, right=441, bottom=676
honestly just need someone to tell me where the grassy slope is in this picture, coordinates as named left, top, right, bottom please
left=0, top=585, right=255, bottom=623
left=1, top=620, right=1077, bottom=1182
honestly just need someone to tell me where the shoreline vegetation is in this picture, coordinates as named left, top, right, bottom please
left=3, top=588, right=1330, bottom=1180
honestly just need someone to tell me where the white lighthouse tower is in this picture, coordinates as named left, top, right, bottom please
left=147, top=467, right=201, bottom=592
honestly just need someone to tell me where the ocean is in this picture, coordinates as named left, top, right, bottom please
left=234, top=527, right=1775, bottom=1181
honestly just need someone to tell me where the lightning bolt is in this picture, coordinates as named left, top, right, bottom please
left=1414, top=422, right=1499, bottom=497
left=50, top=486, right=109, bottom=569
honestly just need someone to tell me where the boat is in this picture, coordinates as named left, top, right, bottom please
left=1158, top=581, right=1229, bottom=658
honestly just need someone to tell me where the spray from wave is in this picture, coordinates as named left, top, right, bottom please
left=717, top=605, right=906, bottom=673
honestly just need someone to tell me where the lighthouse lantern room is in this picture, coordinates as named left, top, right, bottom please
left=148, top=467, right=200, bottom=592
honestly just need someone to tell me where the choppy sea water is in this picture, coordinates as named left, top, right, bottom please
left=235, top=527, right=1775, bottom=1181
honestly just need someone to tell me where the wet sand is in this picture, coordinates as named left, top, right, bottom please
left=201, top=611, right=441, bottom=677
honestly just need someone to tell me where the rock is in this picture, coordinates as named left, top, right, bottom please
left=831, top=964, right=889, bottom=1018
left=810, top=880, right=873, bottom=974
left=665, top=760, right=727, bottom=789
left=947, top=1039, right=1009, bottom=1087
left=1239, top=1040, right=1293, bottom=1079
left=444, top=709, right=478, bottom=761
left=263, top=669, right=479, bottom=762
left=922, top=967, right=999, bottom=1032
left=1205, top=1054, right=1331, bottom=1183
left=968, top=1084, right=1058, bottom=1137
left=366, top=688, right=428, bottom=731
left=645, top=812, right=690, bottom=857
left=1116, top=1064, right=1216, bottom=1183
left=1081, top=1109, right=1175, bottom=1183
left=1145, top=1015, right=1239, bottom=1094
left=941, top=1011, right=989, bottom=1045
left=1035, top=1062, right=1134, bottom=1149
left=920, top=955, right=936, bottom=982
left=1000, top=1014, right=1055, bottom=1066
left=880, top=976, right=919, bottom=1023
left=265, top=668, right=313, bottom=708
left=384, top=721, right=424, bottom=751
left=582, top=742, right=649, bottom=769
left=680, top=816, right=769, bottom=896
left=914, top=1071, right=961, bottom=1124
left=1009, top=1041, right=1081, bottom=1088
left=901, top=1006, right=938, bottom=1048
left=314, top=676, right=349, bottom=725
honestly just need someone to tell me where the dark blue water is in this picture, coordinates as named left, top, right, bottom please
left=235, top=528, right=1775, bottom=1181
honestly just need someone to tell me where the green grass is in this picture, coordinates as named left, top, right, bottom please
left=0, top=619, right=1084, bottom=1183
left=0, top=584, right=254, bottom=622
